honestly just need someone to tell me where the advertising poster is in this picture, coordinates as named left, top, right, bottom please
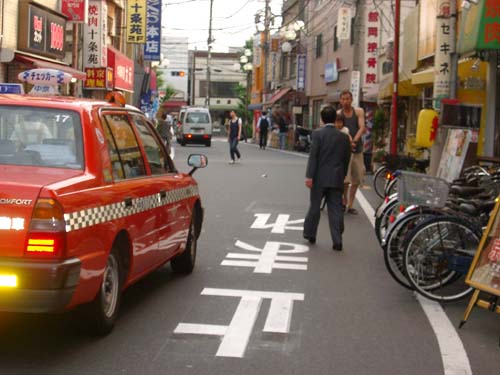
left=467, top=199, right=500, bottom=295
left=436, top=129, right=471, bottom=182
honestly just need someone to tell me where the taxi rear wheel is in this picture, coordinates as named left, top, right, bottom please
left=171, top=214, right=197, bottom=274
left=86, top=248, right=122, bottom=335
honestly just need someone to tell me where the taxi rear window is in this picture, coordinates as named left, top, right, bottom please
left=0, top=107, right=83, bottom=169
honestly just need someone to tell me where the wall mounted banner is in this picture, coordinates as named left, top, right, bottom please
left=144, top=0, right=161, bottom=61
left=83, top=0, right=107, bottom=68
left=127, top=0, right=147, bottom=43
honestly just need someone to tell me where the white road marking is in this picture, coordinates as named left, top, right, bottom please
left=221, top=240, right=309, bottom=273
left=251, top=213, right=304, bottom=234
left=356, top=190, right=472, bottom=375
left=174, top=288, right=304, bottom=358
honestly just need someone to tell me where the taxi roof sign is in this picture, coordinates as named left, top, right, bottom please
left=18, top=69, right=72, bottom=96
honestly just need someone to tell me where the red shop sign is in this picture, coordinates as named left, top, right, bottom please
left=61, top=0, right=88, bottom=23
left=107, top=46, right=134, bottom=92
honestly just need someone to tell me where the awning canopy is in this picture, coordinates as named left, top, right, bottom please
left=14, top=52, right=87, bottom=80
left=263, top=87, right=292, bottom=107
left=162, top=100, right=187, bottom=109
left=378, top=78, right=422, bottom=100
left=411, top=67, right=434, bottom=86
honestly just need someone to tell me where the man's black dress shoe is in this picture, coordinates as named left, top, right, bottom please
left=304, top=236, right=316, bottom=244
left=332, top=243, right=343, bottom=251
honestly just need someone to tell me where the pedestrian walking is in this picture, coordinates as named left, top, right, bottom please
left=277, top=111, right=289, bottom=150
left=320, top=112, right=352, bottom=211
left=228, top=110, right=242, bottom=164
left=257, top=111, right=271, bottom=150
left=303, top=105, right=351, bottom=251
left=339, top=90, right=366, bottom=215
left=156, top=112, right=173, bottom=156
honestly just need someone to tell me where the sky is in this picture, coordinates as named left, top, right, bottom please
left=162, top=0, right=284, bottom=52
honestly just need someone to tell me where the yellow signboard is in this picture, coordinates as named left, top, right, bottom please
left=461, top=197, right=500, bottom=326
left=127, top=0, right=147, bottom=43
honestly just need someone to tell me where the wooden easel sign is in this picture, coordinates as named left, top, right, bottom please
left=461, top=196, right=500, bottom=327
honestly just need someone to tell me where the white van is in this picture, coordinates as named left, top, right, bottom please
left=176, top=107, right=212, bottom=147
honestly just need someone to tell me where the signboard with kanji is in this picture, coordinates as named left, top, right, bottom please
left=127, top=0, right=147, bottom=43
left=337, top=7, right=351, bottom=40
left=296, top=54, right=306, bottom=91
left=83, top=0, right=107, bottom=68
left=363, top=2, right=379, bottom=90
left=18, top=2, right=67, bottom=59
left=433, top=0, right=453, bottom=110
left=84, top=67, right=113, bottom=90
left=144, top=0, right=161, bottom=61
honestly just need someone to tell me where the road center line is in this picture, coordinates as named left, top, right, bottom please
left=356, top=189, right=472, bottom=375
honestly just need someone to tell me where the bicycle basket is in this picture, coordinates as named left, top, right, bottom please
left=397, top=171, right=449, bottom=208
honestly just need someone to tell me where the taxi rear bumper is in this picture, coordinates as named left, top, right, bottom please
left=0, top=257, right=81, bottom=313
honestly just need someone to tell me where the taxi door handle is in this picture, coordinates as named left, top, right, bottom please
left=124, top=197, right=133, bottom=207
left=160, top=190, right=167, bottom=199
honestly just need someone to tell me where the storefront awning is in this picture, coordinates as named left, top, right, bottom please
left=263, top=87, right=292, bottom=106
left=14, top=52, right=87, bottom=80
left=411, top=67, right=434, bottom=86
left=378, top=79, right=422, bottom=99
left=162, top=100, right=187, bottom=109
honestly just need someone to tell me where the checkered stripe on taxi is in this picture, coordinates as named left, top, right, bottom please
left=64, top=185, right=199, bottom=232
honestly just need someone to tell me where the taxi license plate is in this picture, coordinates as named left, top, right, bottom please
left=193, top=129, right=203, bottom=133
left=0, top=274, right=17, bottom=288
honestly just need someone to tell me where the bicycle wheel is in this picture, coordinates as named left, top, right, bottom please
left=383, top=208, right=442, bottom=289
left=402, top=216, right=481, bottom=302
left=374, top=196, right=400, bottom=244
left=373, top=166, right=389, bottom=198
left=384, top=176, right=398, bottom=197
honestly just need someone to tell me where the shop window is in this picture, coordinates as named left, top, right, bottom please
left=315, top=34, right=323, bottom=58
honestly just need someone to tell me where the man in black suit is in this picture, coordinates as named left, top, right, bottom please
left=303, top=106, right=351, bottom=251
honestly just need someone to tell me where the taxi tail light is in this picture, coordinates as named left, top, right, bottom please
left=203, top=135, right=209, bottom=139
left=187, top=134, right=193, bottom=139
left=25, top=198, right=66, bottom=258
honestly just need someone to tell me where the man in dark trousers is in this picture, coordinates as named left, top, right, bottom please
left=303, top=105, right=351, bottom=251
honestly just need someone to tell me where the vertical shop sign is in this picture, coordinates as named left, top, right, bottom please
left=83, top=0, right=107, bottom=68
left=363, top=3, right=379, bottom=92
left=433, top=0, right=452, bottom=110
left=144, top=0, right=161, bottom=61
left=127, top=0, right=147, bottom=43
left=350, top=70, right=361, bottom=108
left=296, top=54, right=306, bottom=91
left=61, top=0, right=88, bottom=23
left=337, top=7, right=351, bottom=40
left=253, top=34, right=261, bottom=67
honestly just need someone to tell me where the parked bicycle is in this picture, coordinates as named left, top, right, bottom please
left=374, top=165, right=500, bottom=302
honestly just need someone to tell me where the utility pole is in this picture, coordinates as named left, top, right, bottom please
left=263, top=0, right=270, bottom=103
left=206, top=0, right=214, bottom=107
left=390, top=0, right=400, bottom=155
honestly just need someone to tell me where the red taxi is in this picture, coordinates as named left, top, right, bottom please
left=0, top=91, right=206, bottom=334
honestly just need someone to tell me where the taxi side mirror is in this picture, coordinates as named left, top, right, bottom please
left=188, top=154, right=208, bottom=175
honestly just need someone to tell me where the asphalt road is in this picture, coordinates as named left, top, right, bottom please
left=0, top=138, right=498, bottom=375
